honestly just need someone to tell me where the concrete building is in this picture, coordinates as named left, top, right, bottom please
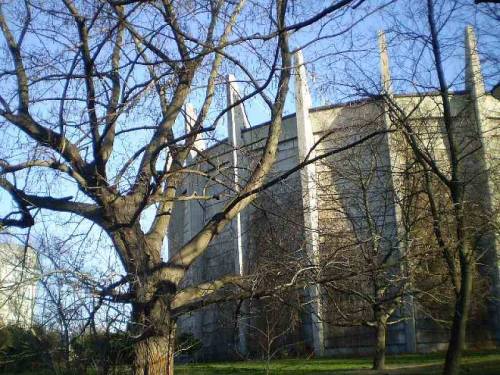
left=169, top=27, right=500, bottom=359
left=0, top=243, right=37, bottom=327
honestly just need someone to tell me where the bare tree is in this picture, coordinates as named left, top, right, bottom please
left=244, top=188, right=313, bottom=361
left=314, top=133, right=416, bottom=370
left=0, top=1, right=373, bottom=373
left=35, top=233, right=128, bottom=374
left=379, top=1, right=500, bottom=372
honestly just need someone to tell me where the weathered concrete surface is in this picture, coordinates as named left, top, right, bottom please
left=169, top=30, right=500, bottom=359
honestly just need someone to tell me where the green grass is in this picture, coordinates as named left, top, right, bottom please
left=176, top=350, right=500, bottom=374
left=4, top=351, right=499, bottom=374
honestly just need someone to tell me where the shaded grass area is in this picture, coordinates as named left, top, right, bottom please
left=176, top=350, right=500, bottom=374
left=3, top=351, right=499, bottom=374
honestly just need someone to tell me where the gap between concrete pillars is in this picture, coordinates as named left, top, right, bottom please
left=226, top=74, right=248, bottom=356
left=464, top=26, right=500, bottom=344
left=378, top=30, right=417, bottom=353
left=294, top=51, right=325, bottom=357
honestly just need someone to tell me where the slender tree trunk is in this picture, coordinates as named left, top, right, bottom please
left=62, top=326, right=70, bottom=370
left=443, top=257, right=473, bottom=375
left=425, top=1, right=474, bottom=370
left=372, top=313, right=387, bottom=371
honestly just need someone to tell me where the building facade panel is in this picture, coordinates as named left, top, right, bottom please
left=170, top=31, right=499, bottom=359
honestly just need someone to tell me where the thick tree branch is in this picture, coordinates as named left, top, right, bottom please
left=146, top=0, right=248, bottom=241
left=0, top=177, right=101, bottom=225
left=63, top=0, right=104, bottom=177
left=99, top=4, right=125, bottom=167
left=1, top=113, right=88, bottom=179
left=0, top=5, right=29, bottom=112
left=166, top=0, right=291, bottom=279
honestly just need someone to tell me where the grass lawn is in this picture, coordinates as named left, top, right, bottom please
left=176, top=350, right=500, bottom=374
left=4, top=351, right=499, bottom=374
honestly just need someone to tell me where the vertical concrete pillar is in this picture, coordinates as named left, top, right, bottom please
left=465, top=26, right=485, bottom=103
left=226, top=74, right=249, bottom=278
left=185, top=103, right=205, bottom=160
left=183, top=103, right=205, bottom=243
left=378, top=31, right=393, bottom=95
left=464, top=25, right=500, bottom=343
left=294, top=51, right=325, bottom=356
left=378, top=31, right=417, bottom=353
left=183, top=103, right=204, bottom=343
left=226, top=74, right=248, bottom=355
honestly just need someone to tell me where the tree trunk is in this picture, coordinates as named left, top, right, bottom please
left=443, top=259, right=473, bottom=375
left=62, top=326, right=70, bottom=370
left=130, top=271, right=177, bottom=375
left=372, top=313, right=387, bottom=371
left=133, top=333, right=175, bottom=375
left=110, top=225, right=178, bottom=374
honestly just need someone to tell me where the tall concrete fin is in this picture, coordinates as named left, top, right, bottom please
left=378, top=30, right=393, bottom=95
left=378, top=30, right=417, bottom=353
left=294, top=50, right=324, bottom=357
left=185, top=103, right=205, bottom=159
left=227, top=74, right=250, bottom=131
left=226, top=74, right=247, bottom=355
left=465, top=26, right=485, bottom=98
left=183, top=103, right=199, bottom=245
left=465, top=25, right=500, bottom=344
left=464, top=26, right=489, bottom=158
left=225, top=75, right=245, bottom=277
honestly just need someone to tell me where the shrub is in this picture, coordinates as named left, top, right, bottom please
left=0, top=325, right=55, bottom=373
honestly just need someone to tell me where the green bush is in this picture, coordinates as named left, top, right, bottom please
left=0, top=325, right=56, bottom=373
left=72, top=331, right=134, bottom=372
left=0, top=325, right=134, bottom=374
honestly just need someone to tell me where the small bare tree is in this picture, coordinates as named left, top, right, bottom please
left=315, top=137, right=416, bottom=370
left=380, top=1, right=499, bottom=372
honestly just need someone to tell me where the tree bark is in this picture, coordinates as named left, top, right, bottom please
left=443, top=259, right=473, bottom=375
left=112, top=227, right=177, bottom=375
left=131, top=286, right=176, bottom=375
left=133, top=332, right=175, bottom=375
left=372, top=313, right=387, bottom=371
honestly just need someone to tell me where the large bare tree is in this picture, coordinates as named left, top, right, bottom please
left=0, top=1, right=371, bottom=373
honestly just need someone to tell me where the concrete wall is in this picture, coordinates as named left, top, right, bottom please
left=0, top=243, right=37, bottom=327
left=171, top=88, right=499, bottom=359
left=169, top=31, right=500, bottom=358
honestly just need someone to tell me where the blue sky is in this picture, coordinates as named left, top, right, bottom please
left=0, top=0, right=498, bottom=279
